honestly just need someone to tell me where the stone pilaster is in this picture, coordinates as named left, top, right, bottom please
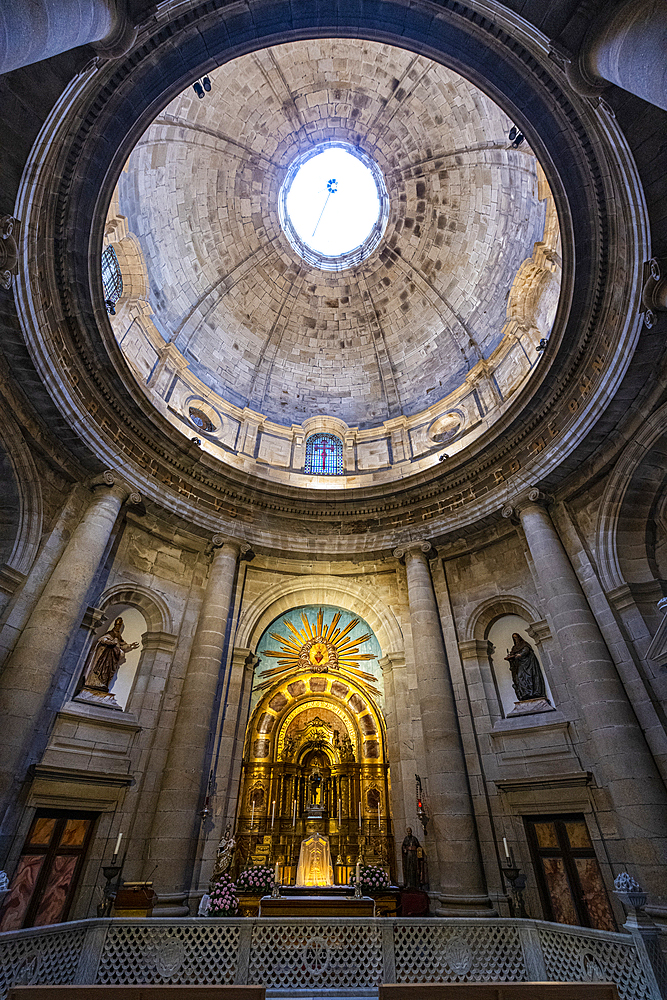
left=147, top=535, right=250, bottom=894
left=504, top=490, right=667, bottom=886
left=394, top=540, right=493, bottom=914
left=379, top=651, right=411, bottom=877
left=0, top=472, right=139, bottom=860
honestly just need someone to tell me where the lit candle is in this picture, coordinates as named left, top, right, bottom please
left=292, top=798, right=297, bottom=826
left=250, top=802, right=255, bottom=829
left=274, top=860, right=280, bottom=884
left=271, top=800, right=276, bottom=829
left=338, top=797, right=342, bottom=825
left=113, top=832, right=123, bottom=857
left=356, top=860, right=361, bottom=883
left=358, top=801, right=362, bottom=829
left=378, top=803, right=381, bottom=830
left=503, top=837, right=510, bottom=860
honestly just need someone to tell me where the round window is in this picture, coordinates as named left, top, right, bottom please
left=279, top=142, right=388, bottom=271
left=189, top=407, right=215, bottom=432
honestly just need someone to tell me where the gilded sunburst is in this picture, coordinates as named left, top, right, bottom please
left=257, top=608, right=377, bottom=689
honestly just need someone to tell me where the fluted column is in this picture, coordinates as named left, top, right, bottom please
left=505, top=491, right=667, bottom=881
left=395, top=540, right=493, bottom=914
left=0, top=472, right=138, bottom=856
left=148, top=535, right=249, bottom=894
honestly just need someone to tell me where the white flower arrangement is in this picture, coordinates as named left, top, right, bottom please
left=614, top=872, right=642, bottom=893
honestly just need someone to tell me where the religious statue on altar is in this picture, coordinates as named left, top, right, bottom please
left=295, top=832, right=334, bottom=886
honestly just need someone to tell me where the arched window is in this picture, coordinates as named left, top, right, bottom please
left=101, top=245, right=123, bottom=314
left=305, top=433, right=343, bottom=475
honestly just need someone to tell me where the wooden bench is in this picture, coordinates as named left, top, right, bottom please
left=8, top=988, right=265, bottom=1000
left=379, top=984, right=620, bottom=1000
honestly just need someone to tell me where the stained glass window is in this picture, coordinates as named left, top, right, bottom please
left=305, top=433, right=343, bottom=475
left=101, top=245, right=123, bottom=314
left=189, top=407, right=215, bottom=432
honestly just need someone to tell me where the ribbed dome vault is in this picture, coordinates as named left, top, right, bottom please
left=114, top=38, right=558, bottom=433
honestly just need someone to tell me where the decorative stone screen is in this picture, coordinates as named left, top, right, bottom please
left=305, top=434, right=343, bottom=476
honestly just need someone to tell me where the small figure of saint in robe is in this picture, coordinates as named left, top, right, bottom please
left=295, top=832, right=334, bottom=887
left=505, top=633, right=545, bottom=702
left=402, top=826, right=422, bottom=888
left=82, top=617, right=139, bottom=697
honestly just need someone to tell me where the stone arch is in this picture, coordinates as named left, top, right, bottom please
left=237, top=575, right=404, bottom=655
left=96, top=582, right=174, bottom=634
left=596, top=400, right=667, bottom=592
left=465, top=593, right=542, bottom=641
left=0, top=410, right=43, bottom=576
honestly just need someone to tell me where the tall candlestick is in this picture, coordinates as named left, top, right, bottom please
left=358, top=801, right=362, bottom=829
left=250, top=802, right=255, bottom=829
left=378, top=802, right=381, bottom=830
left=274, top=860, right=280, bottom=884
left=338, top=797, right=342, bottom=826
left=356, top=860, right=361, bottom=883
left=292, top=798, right=297, bottom=826
left=503, top=837, right=510, bottom=860
left=113, top=832, right=122, bottom=857
left=271, top=800, right=276, bottom=829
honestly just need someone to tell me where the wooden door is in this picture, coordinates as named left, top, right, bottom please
left=0, top=810, right=96, bottom=930
left=525, top=814, right=616, bottom=930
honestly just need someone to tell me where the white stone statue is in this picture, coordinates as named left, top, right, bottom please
left=295, top=832, right=334, bottom=887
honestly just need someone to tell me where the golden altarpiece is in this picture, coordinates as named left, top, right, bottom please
left=234, top=608, right=394, bottom=886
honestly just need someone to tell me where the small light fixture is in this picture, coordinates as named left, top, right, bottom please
left=438, top=453, right=449, bottom=463
left=203, top=76, right=211, bottom=92
left=536, top=338, right=549, bottom=353
left=193, top=81, right=204, bottom=99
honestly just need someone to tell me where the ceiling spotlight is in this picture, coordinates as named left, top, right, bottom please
left=105, top=299, right=116, bottom=315
left=512, top=132, right=525, bottom=148
left=508, top=126, right=517, bottom=141
left=536, top=338, right=549, bottom=353
left=193, top=81, right=204, bottom=99
left=203, top=76, right=211, bottom=92
left=191, top=437, right=202, bottom=446
left=438, top=453, right=449, bottom=462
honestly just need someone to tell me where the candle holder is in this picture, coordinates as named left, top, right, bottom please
left=271, top=879, right=281, bottom=898
left=354, top=876, right=363, bottom=899
left=98, top=861, right=123, bottom=917
left=502, top=862, right=528, bottom=918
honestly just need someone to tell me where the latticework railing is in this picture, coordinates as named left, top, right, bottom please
left=0, top=917, right=663, bottom=999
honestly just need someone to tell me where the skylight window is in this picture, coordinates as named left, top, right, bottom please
left=279, top=142, right=388, bottom=271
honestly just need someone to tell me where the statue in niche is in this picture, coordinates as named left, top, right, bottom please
left=402, top=827, right=422, bottom=888
left=81, top=616, right=139, bottom=699
left=309, top=766, right=322, bottom=805
left=340, top=734, right=355, bottom=761
left=505, top=633, right=545, bottom=701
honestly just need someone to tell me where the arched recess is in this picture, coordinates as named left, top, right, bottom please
left=236, top=661, right=392, bottom=883
left=81, top=582, right=177, bottom=710
left=466, top=593, right=543, bottom=641
left=596, top=400, right=667, bottom=593
left=237, top=575, right=404, bottom=656
left=96, top=582, right=174, bottom=634
left=0, top=410, right=43, bottom=577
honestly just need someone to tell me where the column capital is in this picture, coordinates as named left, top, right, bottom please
left=393, top=539, right=432, bottom=561
left=501, top=488, right=554, bottom=522
left=207, top=534, right=252, bottom=558
left=89, top=469, right=142, bottom=505
left=378, top=650, right=406, bottom=673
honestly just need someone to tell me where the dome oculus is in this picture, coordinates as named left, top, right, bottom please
left=279, top=143, right=388, bottom=271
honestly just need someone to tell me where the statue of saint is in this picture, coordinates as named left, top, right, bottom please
left=211, top=824, right=235, bottom=884
left=402, top=827, right=422, bottom=888
left=83, top=617, right=139, bottom=693
left=505, top=633, right=545, bottom=701
left=340, top=734, right=355, bottom=761
left=295, top=832, right=334, bottom=887
left=309, top=766, right=322, bottom=805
